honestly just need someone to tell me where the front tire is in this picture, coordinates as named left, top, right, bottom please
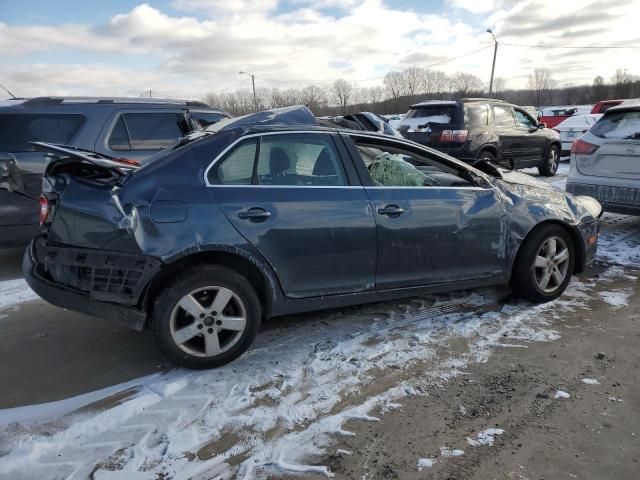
left=538, top=145, right=560, bottom=177
left=511, top=224, right=575, bottom=303
left=151, top=265, right=261, bottom=369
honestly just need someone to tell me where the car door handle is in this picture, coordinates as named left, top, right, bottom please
left=238, top=208, right=271, bottom=220
left=377, top=205, right=405, bottom=217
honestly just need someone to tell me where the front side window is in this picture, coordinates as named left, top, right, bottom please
left=108, top=113, right=190, bottom=151
left=256, top=134, right=348, bottom=186
left=493, top=105, right=516, bottom=127
left=0, top=113, right=85, bottom=152
left=514, top=109, right=536, bottom=128
left=351, top=137, right=473, bottom=188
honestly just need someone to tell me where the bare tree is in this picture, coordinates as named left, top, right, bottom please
left=592, top=75, right=606, bottom=101
left=527, top=67, right=554, bottom=107
left=451, top=71, right=483, bottom=96
left=202, top=92, right=220, bottom=106
left=431, top=70, right=450, bottom=95
left=333, top=79, right=353, bottom=114
left=383, top=71, right=405, bottom=106
left=300, top=85, right=327, bottom=113
left=402, top=66, right=423, bottom=100
left=611, top=68, right=639, bottom=97
left=366, top=85, right=385, bottom=105
left=493, top=77, right=506, bottom=97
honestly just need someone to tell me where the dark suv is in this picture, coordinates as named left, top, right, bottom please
left=0, top=97, right=230, bottom=248
left=24, top=106, right=601, bottom=369
left=397, top=98, right=562, bottom=177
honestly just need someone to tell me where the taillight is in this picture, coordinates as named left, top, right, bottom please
left=571, top=139, right=599, bottom=155
left=39, top=195, right=49, bottom=225
left=439, top=130, right=468, bottom=142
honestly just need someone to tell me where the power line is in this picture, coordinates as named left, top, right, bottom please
left=501, top=42, right=640, bottom=49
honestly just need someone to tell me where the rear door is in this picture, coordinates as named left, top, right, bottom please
left=96, top=109, right=191, bottom=162
left=208, top=131, right=377, bottom=298
left=491, top=104, right=520, bottom=166
left=343, top=133, right=507, bottom=289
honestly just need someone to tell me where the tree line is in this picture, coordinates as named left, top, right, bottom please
left=202, top=67, right=640, bottom=117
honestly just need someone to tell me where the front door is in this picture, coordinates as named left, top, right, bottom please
left=344, top=133, right=508, bottom=290
left=513, top=107, right=547, bottom=164
left=208, top=132, right=377, bottom=298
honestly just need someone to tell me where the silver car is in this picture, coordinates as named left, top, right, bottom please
left=566, top=100, right=640, bottom=215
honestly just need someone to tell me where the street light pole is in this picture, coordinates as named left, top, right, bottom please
left=239, top=71, right=257, bottom=112
left=487, top=29, right=498, bottom=98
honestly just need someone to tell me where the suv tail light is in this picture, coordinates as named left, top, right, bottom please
left=439, top=130, right=468, bottom=143
left=39, top=195, right=50, bottom=225
left=571, top=139, right=599, bottom=155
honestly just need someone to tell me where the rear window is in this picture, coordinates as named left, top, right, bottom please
left=108, top=113, right=190, bottom=151
left=591, top=110, right=640, bottom=140
left=0, top=113, right=85, bottom=152
left=191, top=111, right=228, bottom=128
left=405, top=105, right=458, bottom=124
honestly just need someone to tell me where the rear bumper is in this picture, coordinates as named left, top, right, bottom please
left=22, top=240, right=156, bottom=331
left=567, top=182, right=640, bottom=216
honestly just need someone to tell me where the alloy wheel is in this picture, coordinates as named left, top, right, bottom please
left=169, top=286, right=247, bottom=358
left=547, top=148, right=559, bottom=174
left=533, top=236, right=570, bottom=293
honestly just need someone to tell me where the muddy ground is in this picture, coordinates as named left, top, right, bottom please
left=321, top=268, right=640, bottom=480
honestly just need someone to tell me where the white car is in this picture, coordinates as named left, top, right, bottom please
left=553, top=114, right=602, bottom=157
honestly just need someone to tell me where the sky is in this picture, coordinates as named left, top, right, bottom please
left=0, top=0, right=639, bottom=100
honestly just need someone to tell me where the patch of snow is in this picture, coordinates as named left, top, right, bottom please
left=439, top=447, right=464, bottom=458
left=582, top=378, right=600, bottom=385
left=466, top=428, right=505, bottom=447
left=598, top=290, right=632, bottom=310
left=336, top=449, right=351, bottom=456
left=94, top=471, right=156, bottom=480
left=554, top=390, right=570, bottom=399
left=417, top=458, right=436, bottom=470
left=0, top=279, right=39, bottom=311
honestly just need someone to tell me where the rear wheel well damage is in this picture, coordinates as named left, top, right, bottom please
left=512, top=220, right=585, bottom=276
left=142, top=251, right=273, bottom=328
left=476, top=145, right=498, bottom=159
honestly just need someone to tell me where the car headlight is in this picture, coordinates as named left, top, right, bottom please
left=575, top=195, right=602, bottom=219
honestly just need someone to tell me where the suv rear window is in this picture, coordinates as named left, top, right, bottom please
left=590, top=110, right=640, bottom=140
left=406, top=105, right=457, bottom=124
left=108, top=113, right=190, bottom=151
left=0, top=113, right=85, bottom=152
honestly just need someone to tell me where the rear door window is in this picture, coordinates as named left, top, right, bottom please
left=591, top=110, right=640, bottom=140
left=209, top=138, right=257, bottom=185
left=493, top=105, right=516, bottom=127
left=464, top=104, right=489, bottom=125
left=108, top=113, right=190, bottom=151
left=0, top=113, right=85, bottom=152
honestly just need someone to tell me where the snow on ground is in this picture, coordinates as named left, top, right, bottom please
left=582, top=378, right=600, bottom=385
left=554, top=390, right=571, bottom=399
left=0, top=279, right=38, bottom=311
left=439, top=447, right=465, bottom=458
left=0, top=266, right=626, bottom=479
left=466, top=428, right=505, bottom=447
left=417, top=457, right=436, bottom=470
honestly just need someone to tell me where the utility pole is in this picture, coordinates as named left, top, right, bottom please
left=239, top=71, right=257, bottom=112
left=487, top=29, right=498, bottom=98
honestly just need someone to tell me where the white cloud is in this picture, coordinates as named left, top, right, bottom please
left=0, top=0, right=638, bottom=99
left=448, top=0, right=496, bottom=13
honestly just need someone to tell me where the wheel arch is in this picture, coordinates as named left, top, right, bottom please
left=476, top=144, right=499, bottom=160
left=141, top=248, right=279, bottom=326
left=511, top=220, right=586, bottom=276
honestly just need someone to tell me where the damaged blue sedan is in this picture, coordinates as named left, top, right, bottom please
left=24, top=106, right=602, bottom=369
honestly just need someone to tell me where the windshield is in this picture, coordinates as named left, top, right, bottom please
left=591, top=110, right=640, bottom=140
left=0, top=113, right=85, bottom=152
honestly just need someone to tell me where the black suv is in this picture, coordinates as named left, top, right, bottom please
left=397, top=98, right=561, bottom=177
left=0, top=97, right=230, bottom=248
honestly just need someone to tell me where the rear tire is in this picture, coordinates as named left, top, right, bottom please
left=538, top=145, right=560, bottom=177
left=151, top=265, right=261, bottom=369
left=477, top=149, right=497, bottom=163
left=511, top=224, right=575, bottom=303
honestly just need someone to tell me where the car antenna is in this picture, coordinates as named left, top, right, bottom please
left=0, top=84, right=17, bottom=99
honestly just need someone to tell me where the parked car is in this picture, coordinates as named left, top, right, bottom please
left=397, top=98, right=562, bottom=176
left=0, top=97, right=231, bottom=248
left=23, top=106, right=602, bottom=369
left=319, top=112, right=402, bottom=137
left=591, top=99, right=624, bottom=114
left=538, top=105, right=592, bottom=128
left=553, top=114, right=603, bottom=157
left=381, top=114, right=405, bottom=129
left=566, top=99, right=640, bottom=215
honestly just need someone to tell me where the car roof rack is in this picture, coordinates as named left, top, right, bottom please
left=21, top=96, right=209, bottom=107
left=459, top=97, right=509, bottom=103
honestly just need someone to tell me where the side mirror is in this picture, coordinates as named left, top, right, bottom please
left=537, top=122, right=546, bottom=129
